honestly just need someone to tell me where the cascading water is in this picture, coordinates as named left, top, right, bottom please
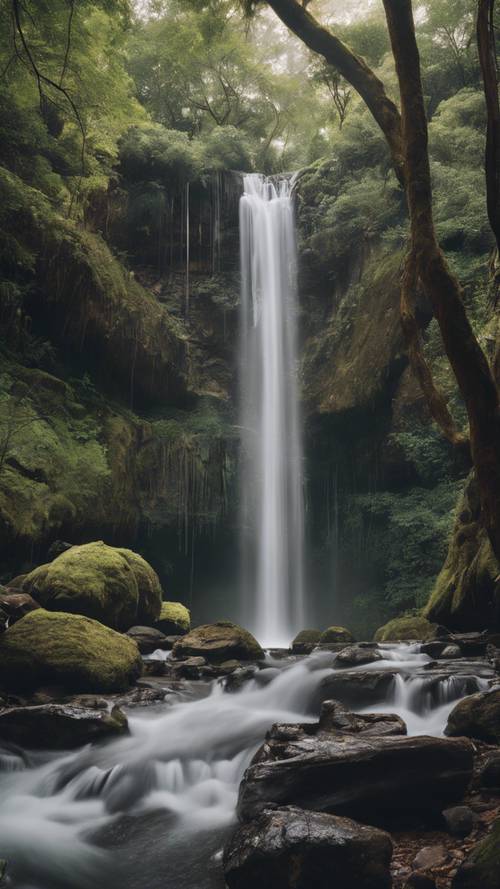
left=239, top=173, right=304, bottom=647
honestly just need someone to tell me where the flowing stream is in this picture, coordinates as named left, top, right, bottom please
left=239, top=174, right=304, bottom=646
left=0, top=643, right=492, bottom=889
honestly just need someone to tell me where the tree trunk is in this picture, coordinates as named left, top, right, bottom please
left=383, top=0, right=500, bottom=560
left=477, top=0, right=500, bottom=253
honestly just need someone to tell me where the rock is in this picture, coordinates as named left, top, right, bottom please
left=7, top=574, right=27, bottom=589
left=316, top=670, right=397, bottom=709
left=0, top=591, right=40, bottom=626
left=404, top=874, right=437, bottom=889
left=224, top=665, right=259, bottom=691
left=237, top=730, right=473, bottom=825
left=126, top=626, right=170, bottom=654
left=319, top=626, right=355, bottom=644
left=441, top=644, right=463, bottom=659
left=172, top=621, right=264, bottom=663
left=155, top=601, right=190, bottom=636
left=0, top=607, right=8, bottom=633
left=223, top=806, right=392, bottom=889
left=479, top=752, right=500, bottom=788
left=46, top=540, right=73, bottom=561
left=21, top=541, right=162, bottom=631
left=0, top=703, right=128, bottom=748
left=374, top=616, right=439, bottom=642
left=442, top=806, right=474, bottom=837
left=291, top=628, right=322, bottom=654
left=452, top=816, right=500, bottom=888
left=446, top=688, right=500, bottom=743
left=171, top=656, right=208, bottom=679
left=421, top=641, right=446, bottom=658
left=413, top=845, right=449, bottom=870
left=0, top=609, right=142, bottom=693
left=318, top=700, right=407, bottom=736
left=335, top=645, right=383, bottom=667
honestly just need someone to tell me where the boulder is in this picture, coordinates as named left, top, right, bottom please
left=479, top=752, right=500, bottom=788
left=237, top=731, right=473, bottom=824
left=452, top=817, right=500, bottom=888
left=126, top=626, right=170, bottom=655
left=319, top=626, right=355, bottom=644
left=335, top=645, right=383, bottom=667
left=441, top=644, right=463, bottom=659
left=172, top=621, right=264, bottom=663
left=155, top=601, right=190, bottom=635
left=413, top=845, right=449, bottom=870
left=374, top=616, right=439, bottom=642
left=404, top=875, right=437, bottom=889
left=0, top=609, right=142, bottom=693
left=291, top=629, right=322, bottom=654
left=0, top=703, right=128, bottom=749
left=0, top=591, right=40, bottom=626
left=442, top=806, right=474, bottom=838
left=318, top=700, right=407, bottom=736
left=21, top=541, right=162, bottom=631
left=446, top=688, right=500, bottom=743
left=223, top=806, right=393, bottom=889
left=315, top=670, right=397, bottom=709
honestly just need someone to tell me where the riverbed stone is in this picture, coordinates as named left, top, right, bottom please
left=479, top=752, right=500, bottom=788
left=126, top=625, right=170, bottom=654
left=21, top=541, right=162, bottom=631
left=237, top=731, right=473, bottom=824
left=0, top=702, right=128, bottom=748
left=0, top=591, right=40, bottom=626
left=318, top=700, right=407, bottom=736
left=319, top=626, right=355, bottom=644
left=223, top=806, right=393, bottom=889
left=442, top=806, right=474, bottom=837
left=0, top=609, right=143, bottom=693
left=172, top=621, right=264, bottom=663
left=291, top=629, right=321, bottom=654
left=413, top=845, right=449, bottom=870
left=445, top=688, right=500, bottom=743
left=315, top=669, right=397, bottom=709
left=155, top=601, right=190, bottom=635
left=335, top=644, right=383, bottom=667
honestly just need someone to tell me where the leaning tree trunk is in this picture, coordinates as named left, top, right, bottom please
left=477, top=0, right=500, bottom=253
left=382, top=0, right=500, bottom=560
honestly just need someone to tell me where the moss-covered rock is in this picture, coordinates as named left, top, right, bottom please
left=22, top=541, right=162, bottom=631
left=156, top=601, right=191, bottom=635
left=319, top=626, right=355, bottom=644
left=446, top=689, right=500, bottom=744
left=172, top=621, right=264, bottom=663
left=374, top=615, right=439, bottom=642
left=0, top=609, right=142, bottom=693
left=424, top=476, right=500, bottom=631
left=291, top=629, right=322, bottom=654
left=452, top=817, right=500, bottom=888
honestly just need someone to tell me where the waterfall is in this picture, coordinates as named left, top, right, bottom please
left=239, top=173, right=304, bottom=647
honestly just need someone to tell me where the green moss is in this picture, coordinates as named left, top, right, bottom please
left=374, top=615, right=439, bottom=642
left=454, top=818, right=500, bottom=888
left=291, top=629, right=322, bottom=652
left=173, top=620, right=265, bottom=662
left=0, top=609, right=142, bottom=693
left=22, top=541, right=161, bottom=631
left=319, top=626, right=355, bottom=644
left=156, top=601, right=190, bottom=634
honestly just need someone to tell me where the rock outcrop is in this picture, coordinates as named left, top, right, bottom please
left=0, top=703, right=128, bottom=748
left=172, top=621, right=264, bottom=663
left=446, top=688, right=500, bottom=744
left=155, top=601, right=190, bottom=635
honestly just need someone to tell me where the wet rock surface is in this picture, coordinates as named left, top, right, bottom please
left=446, top=688, right=500, bottom=743
left=0, top=702, right=128, bottom=748
left=223, top=806, right=393, bottom=889
left=126, top=626, right=170, bottom=654
left=172, top=620, right=265, bottom=663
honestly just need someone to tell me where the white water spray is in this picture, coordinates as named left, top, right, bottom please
left=239, top=174, right=304, bottom=647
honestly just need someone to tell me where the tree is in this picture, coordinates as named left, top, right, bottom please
left=257, top=0, right=500, bottom=560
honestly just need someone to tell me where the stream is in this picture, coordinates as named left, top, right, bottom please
left=0, top=643, right=493, bottom=889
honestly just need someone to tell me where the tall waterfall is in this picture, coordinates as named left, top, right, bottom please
left=239, top=173, right=304, bottom=647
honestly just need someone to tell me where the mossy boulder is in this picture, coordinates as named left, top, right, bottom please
left=291, top=629, right=322, bottom=654
left=446, top=689, right=500, bottom=744
left=172, top=621, right=265, bottom=663
left=22, top=541, right=162, bottom=631
left=0, top=609, right=142, bottom=693
left=156, top=601, right=191, bottom=636
left=319, top=626, right=355, bottom=644
left=452, top=817, right=500, bottom=888
left=374, top=616, right=439, bottom=642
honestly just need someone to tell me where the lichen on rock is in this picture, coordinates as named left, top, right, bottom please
left=156, top=601, right=190, bottom=635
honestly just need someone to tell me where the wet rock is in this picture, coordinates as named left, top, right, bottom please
left=335, top=645, right=383, bottom=667
left=0, top=591, right=40, bottom=626
left=413, top=845, right=449, bottom=870
left=171, top=656, right=208, bottom=679
left=452, top=816, right=500, bottom=888
left=224, top=665, right=259, bottom=691
left=479, top=752, right=500, bottom=788
left=441, top=644, right=463, bottom=659
left=316, top=669, right=397, bottom=709
left=237, top=731, right=473, bottom=824
left=451, top=633, right=488, bottom=657
left=223, top=806, right=392, bottom=889
left=405, top=873, right=437, bottom=889
left=6, top=574, right=27, bottom=590
left=446, top=688, right=500, bottom=743
left=291, top=629, right=321, bottom=654
left=21, top=541, right=162, bottom=631
left=155, top=601, right=190, bottom=636
left=421, top=641, right=446, bottom=658
left=442, top=806, right=474, bottom=837
left=319, top=626, right=355, bottom=644
left=126, top=626, right=170, bottom=655
left=172, top=621, right=264, bottom=663
left=0, top=702, right=128, bottom=748
left=318, top=700, right=407, bottom=736
left=0, top=607, right=7, bottom=633
left=0, top=609, right=143, bottom=693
